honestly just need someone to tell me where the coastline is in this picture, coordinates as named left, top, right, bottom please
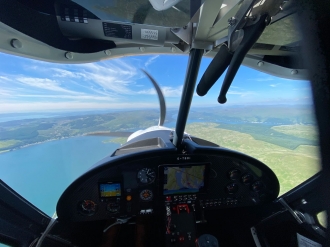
left=0, top=137, right=72, bottom=154
left=0, top=133, right=125, bottom=155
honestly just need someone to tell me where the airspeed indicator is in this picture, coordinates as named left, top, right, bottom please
left=137, top=168, right=156, bottom=184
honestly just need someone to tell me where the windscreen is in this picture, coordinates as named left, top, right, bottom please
left=0, top=54, right=321, bottom=217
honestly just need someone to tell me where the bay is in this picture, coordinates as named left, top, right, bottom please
left=0, top=136, right=121, bottom=216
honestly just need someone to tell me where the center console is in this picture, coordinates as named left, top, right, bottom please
left=159, top=164, right=213, bottom=246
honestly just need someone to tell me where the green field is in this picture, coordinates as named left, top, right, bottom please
left=0, top=105, right=316, bottom=152
left=0, top=106, right=321, bottom=196
left=272, top=125, right=318, bottom=141
left=103, top=137, right=127, bottom=145
left=0, top=110, right=168, bottom=152
left=213, top=123, right=317, bottom=150
left=185, top=122, right=321, bottom=195
left=0, top=140, right=21, bottom=149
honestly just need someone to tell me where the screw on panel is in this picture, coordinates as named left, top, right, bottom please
left=228, top=17, right=236, bottom=26
left=104, top=50, right=111, bottom=56
left=65, top=52, right=73, bottom=59
left=291, top=69, right=298, bottom=75
left=11, top=39, right=22, bottom=49
left=257, top=61, right=264, bottom=67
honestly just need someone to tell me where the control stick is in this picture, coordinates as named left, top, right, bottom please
left=103, top=217, right=132, bottom=232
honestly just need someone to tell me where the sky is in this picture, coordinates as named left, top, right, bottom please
left=0, top=52, right=312, bottom=114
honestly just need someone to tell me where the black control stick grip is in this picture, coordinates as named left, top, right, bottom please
left=196, top=44, right=232, bottom=96
left=218, top=14, right=269, bottom=104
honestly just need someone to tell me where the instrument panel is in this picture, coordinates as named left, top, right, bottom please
left=57, top=148, right=279, bottom=222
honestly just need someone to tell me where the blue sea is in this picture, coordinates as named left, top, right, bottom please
left=0, top=136, right=121, bottom=216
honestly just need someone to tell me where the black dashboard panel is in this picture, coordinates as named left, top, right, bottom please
left=56, top=142, right=279, bottom=222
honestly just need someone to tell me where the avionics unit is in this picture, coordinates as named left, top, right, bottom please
left=158, top=163, right=210, bottom=196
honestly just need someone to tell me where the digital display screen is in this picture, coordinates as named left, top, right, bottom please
left=99, top=183, right=121, bottom=197
left=163, top=165, right=206, bottom=195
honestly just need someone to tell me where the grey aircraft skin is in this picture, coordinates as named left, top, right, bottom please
left=0, top=0, right=329, bottom=247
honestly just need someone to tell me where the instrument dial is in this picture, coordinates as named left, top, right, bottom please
left=226, top=183, right=239, bottom=194
left=140, top=189, right=153, bottom=201
left=228, top=169, right=241, bottom=180
left=251, top=181, right=265, bottom=192
left=78, top=200, right=97, bottom=216
left=107, top=202, right=120, bottom=213
left=241, top=173, right=254, bottom=184
left=137, top=168, right=156, bottom=184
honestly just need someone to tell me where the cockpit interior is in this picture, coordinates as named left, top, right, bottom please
left=0, top=0, right=329, bottom=247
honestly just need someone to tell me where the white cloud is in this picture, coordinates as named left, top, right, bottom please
left=23, top=59, right=142, bottom=95
left=138, top=85, right=183, bottom=97
left=14, top=94, right=118, bottom=101
left=270, top=83, right=281, bottom=87
left=16, top=77, right=82, bottom=95
left=0, top=88, right=14, bottom=96
left=145, top=55, right=159, bottom=68
left=13, top=58, right=144, bottom=98
left=293, top=87, right=310, bottom=91
left=76, top=62, right=140, bottom=94
left=52, top=68, right=84, bottom=78
left=227, top=90, right=257, bottom=97
left=0, top=76, right=11, bottom=82
left=0, top=101, right=157, bottom=113
left=249, top=76, right=274, bottom=82
left=0, top=55, right=183, bottom=112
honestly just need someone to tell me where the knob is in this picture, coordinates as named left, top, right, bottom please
left=226, top=183, right=239, bottom=194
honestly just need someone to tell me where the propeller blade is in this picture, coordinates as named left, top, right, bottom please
left=141, top=69, right=166, bottom=126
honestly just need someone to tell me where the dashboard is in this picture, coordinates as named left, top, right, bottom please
left=56, top=139, right=279, bottom=222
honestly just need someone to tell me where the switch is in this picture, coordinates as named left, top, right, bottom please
left=170, top=224, right=177, bottom=232
left=126, top=195, right=132, bottom=201
left=179, top=235, right=185, bottom=243
left=146, top=209, right=153, bottom=214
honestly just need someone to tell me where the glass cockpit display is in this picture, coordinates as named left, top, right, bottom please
left=99, top=183, right=121, bottom=197
left=163, top=164, right=206, bottom=195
